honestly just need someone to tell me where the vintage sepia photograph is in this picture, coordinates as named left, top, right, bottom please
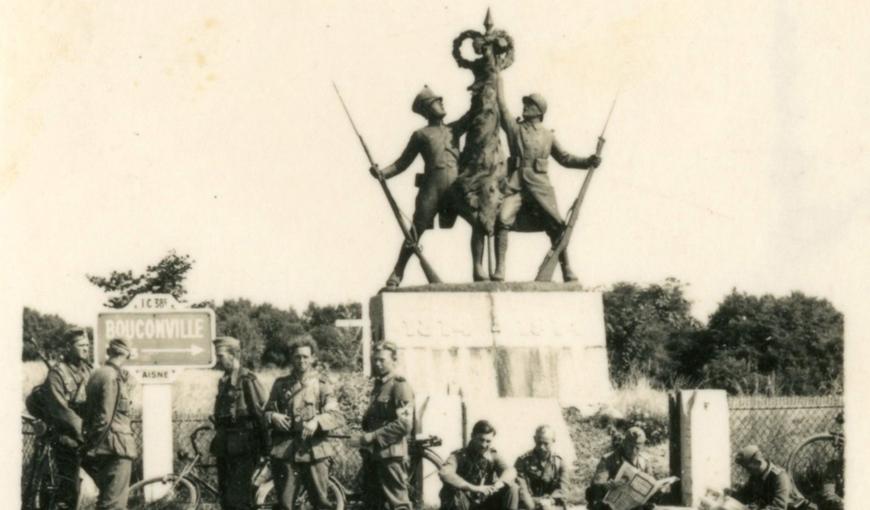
left=2, top=2, right=868, bottom=509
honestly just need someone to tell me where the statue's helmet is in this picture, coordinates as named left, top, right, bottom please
left=412, top=85, right=442, bottom=115
left=522, top=93, right=548, bottom=116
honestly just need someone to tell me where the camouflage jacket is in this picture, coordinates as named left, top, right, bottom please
left=264, top=370, right=342, bottom=463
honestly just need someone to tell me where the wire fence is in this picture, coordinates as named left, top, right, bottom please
left=727, top=395, right=843, bottom=486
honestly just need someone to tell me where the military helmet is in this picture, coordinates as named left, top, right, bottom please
left=412, top=85, right=442, bottom=115
left=623, top=426, right=647, bottom=445
left=735, top=444, right=764, bottom=466
left=522, top=93, right=548, bottom=116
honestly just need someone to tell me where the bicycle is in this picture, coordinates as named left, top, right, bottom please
left=787, top=429, right=843, bottom=501
left=22, top=414, right=61, bottom=510
left=128, top=426, right=444, bottom=510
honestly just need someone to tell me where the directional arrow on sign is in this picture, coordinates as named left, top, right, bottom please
left=137, top=344, right=205, bottom=356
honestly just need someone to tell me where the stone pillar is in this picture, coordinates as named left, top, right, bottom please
left=679, top=389, right=731, bottom=506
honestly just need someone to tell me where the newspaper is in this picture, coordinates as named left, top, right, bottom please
left=698, top=489, right=748, bottom=510
left=602, top=462, right=679, bottom=510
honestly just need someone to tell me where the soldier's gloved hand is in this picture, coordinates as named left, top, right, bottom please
left=589, top=155, right=602, bottom=168
left=369, top=164, right=383, bottom=179
left=301, top=418, right=319, bottom=439
left=270, top=413, right=292, bottom=432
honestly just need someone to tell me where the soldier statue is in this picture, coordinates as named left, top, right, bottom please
left=352, top=341, right=416, bottom=510
left=27, top=327, right=93, bottom=510
left=210, top=336, right=268, bottom=510
left=493, top=72, right=601, bottom=282
left=585, top=427, right=656, bottom=510
left=82, top=338, right=137, bottom=510
left=439, top=419, right=519, bottom=510
left=265, top=337, right=344, bottom=510
left=514, top=425, right=568, bottom=510
left=729, top=445, right=816, bottom=510
left=370, top=86, right=472, bottom=286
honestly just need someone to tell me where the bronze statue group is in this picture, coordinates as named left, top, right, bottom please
left=28, top=328, right=844, bottom=510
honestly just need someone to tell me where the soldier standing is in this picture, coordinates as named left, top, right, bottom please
left=370, top=86, right=473, bottom=286
left=730, top=445, right=816, bottom=510
left=514, top=425, right=568, bottom=510
left=29, top=327, right=93, bottom=510
left=585, top=427, right=656, bottom=510
left=82, top=338, right=136, bottom=510
left=493, top=73, right=601, bottom=282
left=265, top=337, right=343, bottom=510
left=352, top=341, right=415, bottom=510
left=210, top=337, right=268, bottom=510
left=439, top=420, right=519, bottom=510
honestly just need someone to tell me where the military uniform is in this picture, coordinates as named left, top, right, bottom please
left=211, top=365, right=267, bottom=510
left=83, top=360, right=137, bottom=510
left=514, top=449, right=568, bottom=510
left=585, top=451, right=655, bottom=510
left=265, top=370, right=343, bottom=510
left=493, top=86, right=598, bottom=281
left=820, top=457, right=844, bottom=510
left=379, top=86, right=472, bottom=285
left=439, top=446, right=519, bottom=510
left=360, top=373, right=415, bottom=510
left=733, top=463, right=814, bottom=510
left=36, top=358, right=92, bottom=510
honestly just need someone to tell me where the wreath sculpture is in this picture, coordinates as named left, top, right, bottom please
left=452, top=29, right=515, bottom=72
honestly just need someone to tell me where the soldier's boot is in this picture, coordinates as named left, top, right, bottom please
left=471, top=227, right=489, bottom=281
left=386, top=244, right=414, bottom=288
left=547, top=230, right=579, bottom=283
left=491, top=228, right=509, bottom=281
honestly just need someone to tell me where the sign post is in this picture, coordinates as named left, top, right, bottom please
left=95, top=293, right=215, bottom=497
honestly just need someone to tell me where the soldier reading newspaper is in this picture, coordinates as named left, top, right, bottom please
left=602, top=462, right=678, bottom=510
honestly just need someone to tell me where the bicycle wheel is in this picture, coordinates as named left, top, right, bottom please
left=787, top=433, right=839, bottom=499
left=409, top=448, right=444, bottom=510
left=255, top=478, right=347, bottom=510
left=127, top=475, right=199, bottom=510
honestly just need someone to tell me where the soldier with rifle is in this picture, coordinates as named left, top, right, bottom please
left=367, top=86, right=473, bottom=286
left=26, top=328, right=93, bottom=510
left=493, top=72, right=602, bottom=282
left=209, top=336, right=268, bottom=510
left=265, top=337, right=344, bottom=510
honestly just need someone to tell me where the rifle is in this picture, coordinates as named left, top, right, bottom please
left=27, top=336, right=55, bottom=369
left=332, top=82, right=442, bottom=284
left=535, top=92, right=618, bottom=282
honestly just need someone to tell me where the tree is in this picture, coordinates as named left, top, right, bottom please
left=22, top=307, right=87, bottom=362
left=695, top=290, right=843, bottom=395
left=602, top=278, right=701, bottom=387
left=86, top=250, right=195, bottom=308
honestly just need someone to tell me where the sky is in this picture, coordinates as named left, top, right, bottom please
left=2, top=0, right=869, bottom=499
left=2, top=1, right=868, bottom=328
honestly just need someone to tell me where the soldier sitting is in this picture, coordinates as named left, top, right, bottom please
left=514, top=425, right=568, bottom=510
left=585, top=427, right=657, bottom=510
left=729, top=445, right=816, bottom=510
left=439, top=420, right=519, bottom=510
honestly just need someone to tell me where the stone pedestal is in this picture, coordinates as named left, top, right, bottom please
left=370, top=283, right=613, bottom=410
left=678, top=390, right=731, bottom=507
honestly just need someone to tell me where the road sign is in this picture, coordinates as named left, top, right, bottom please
left=95, top=293, right=215, bottom=368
